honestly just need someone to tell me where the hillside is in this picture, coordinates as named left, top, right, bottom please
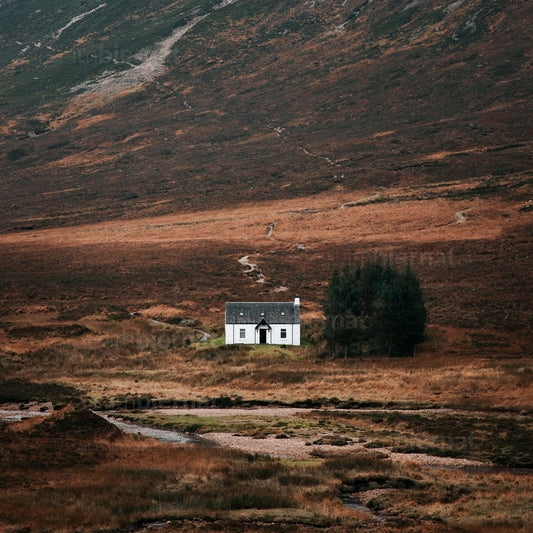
left=0, top=5, right=532, bottom=529
left=0, top=0, right=531, bottom=231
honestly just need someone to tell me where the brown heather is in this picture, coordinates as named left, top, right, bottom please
left=0, top=409, right=531, bottom=532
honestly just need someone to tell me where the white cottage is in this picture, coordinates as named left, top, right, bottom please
left=225, top=298, right=300, bottom=346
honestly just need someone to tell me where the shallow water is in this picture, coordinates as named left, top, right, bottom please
left=341, top=492, right=385, bottom=522
left=102, top=416, right=202, bottom=444
left=0, top=409, right=51, bottom=422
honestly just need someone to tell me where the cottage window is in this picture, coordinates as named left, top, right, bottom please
left=261, top=311, right=265, bottom=316
left=281, top=311, right=285, bottom=316
left=239, top=312, right=244, bottom=316
left=239, top=328, right=246, bottom=339
left=280, top=329, right=287, bottom=339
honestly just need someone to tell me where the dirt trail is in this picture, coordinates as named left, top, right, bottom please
left=339, top=192, right=381, bottom=209
left=265, top=124, right=286, bottom=140
left=70, top=0, right=239, bottom=98
left=53, top=4, right=107, bottom=40
left=266, top=222, right=276, bottom=239
left=297, top=146, right=339, bottom=167
left=147, top=318, right=211, bottom=342
left=454, top=208, right=472, bottom=224
left=238, top=255, right=266, bottom=283
left=265, top=123, right=339, bottom=172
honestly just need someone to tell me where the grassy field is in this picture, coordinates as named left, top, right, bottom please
left=1, top=314, right=531, bottom=411
left=0, top=1, right=531, bottom=530
left=1, top=181, right=531, bottom=411
left=1, top=179, right=531, bottom=412
left=0, top=405, right=531, bottom=532
left=115, top=407, right=533, bottom=467
left=0, top=183, right=531, bottom=531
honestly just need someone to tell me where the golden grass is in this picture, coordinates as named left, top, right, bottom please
left=0, top=179, right=521, bottom=247
left=1, top=177, right=530, bottom=344
left=0, top=416, right=351, bottom=531
left=0, top=178, right=530, bottom=531
left=63, top=348, right=532, bottom=411
left=1, top=417, right=531, bottom=533
left=2, top=317, right=530, bottom=411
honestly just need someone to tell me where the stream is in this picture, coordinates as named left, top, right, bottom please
left=3, top=407, right=531, bottom=526
left=340, top=492, right=386, bottom=522
left=3, top=408, right=531, bottom=478
left=0, top=409, right=200, bottom=445
left=0, top=409, right=51, bottom=421
left=101, top=415, right=205, bottom=445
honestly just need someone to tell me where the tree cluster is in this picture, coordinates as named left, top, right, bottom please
left=323, top=260, right=426, bottom=357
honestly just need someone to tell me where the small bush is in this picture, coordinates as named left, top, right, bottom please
left=324, top=451, right=393, bottom=473
left=346, top=474, right=418, bottom=491
left=313, top=435, right=352, bottom=446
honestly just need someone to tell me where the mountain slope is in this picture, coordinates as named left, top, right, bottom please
left=0, top=0, right=531, bottom=230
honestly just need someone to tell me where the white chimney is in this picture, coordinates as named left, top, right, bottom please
left=294, top=297, right=300, bottom=306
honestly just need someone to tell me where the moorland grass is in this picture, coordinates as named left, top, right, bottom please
left=1, top=408, right=531, bottom=532
left=2, top=316, right=531, bottom=411
left=112, top=407, right=533, bottom=468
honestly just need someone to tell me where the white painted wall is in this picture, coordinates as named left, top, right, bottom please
left=270, top=323, right=300, bottom=345
left=293, top=324, right=301, bottom=346
left=225, top=323, right=300, bottom=345
left=225, top=323, right=256, bottom=344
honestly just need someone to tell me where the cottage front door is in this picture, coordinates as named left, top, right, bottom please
left=259, top=329, right=267, bottom=344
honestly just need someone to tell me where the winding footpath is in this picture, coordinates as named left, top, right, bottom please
left=454, top=208, right=473, bottom=224
left=147, top=318, right=211, bottom=342
left=53, top=4, right=107, bottom=40
left=238, top=254, right=266, bottom=283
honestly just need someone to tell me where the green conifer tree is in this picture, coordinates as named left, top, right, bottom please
left=323, top=259, right=426, bottom=357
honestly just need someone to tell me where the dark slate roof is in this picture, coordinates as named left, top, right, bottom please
left=226, top=302, right=300, bottom=325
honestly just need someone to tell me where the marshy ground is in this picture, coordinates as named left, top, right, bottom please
left=0, top=401, right=531, bottom=532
